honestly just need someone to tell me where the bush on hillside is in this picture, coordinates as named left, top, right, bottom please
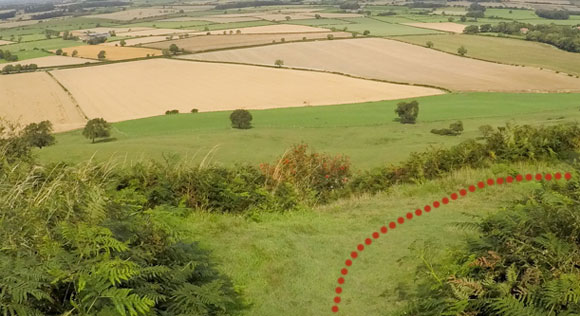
left=398, top=175, right=580, bottom=315
left=431, top=120, right=464, bottom=136
left=22, top=120, right=55, bottom=148
left=395, top=100, right=419, bottom=124
left=165, top=109, right=179, bottom=115
left=230, top=109, right=253, bottom=129
left=83, top=118, right=111, bottom=143
left=191, top=108, right=199, bottom=113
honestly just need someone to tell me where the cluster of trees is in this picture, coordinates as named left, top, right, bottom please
left=535, top=8, right=570, bottom=19
left=466, top=2, right=486, bottom=18
left=0, top=10, right=16, bottom=19
left=0, top=49, right=18, bottom=62
left=31, top=10, right=65, bottom=20
left=215, top=0, right=291, bottom=10
left=431, top=121, right=464, bottom=135
left=1, top=63, right=38, bottom=74
left=23, top=3, right=55, bottom=13
left=339, top=1, right=360, bottom=10
left=469, top=21, right=580, bottom=52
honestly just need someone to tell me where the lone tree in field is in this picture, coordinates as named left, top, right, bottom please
left=55, top=48, right=63, bottom=55
left=22, top=120, right=55, bottom=149
left=230, top=109, right=253, bottom=129
left=275, top=59, right=284, bottom=67
left=426, top=40, right=434, bottom=48
left=82, top=118, right=111, bottom=143
left=395, top=100, right=419, bottom=124
left=120, top=39, right=126, bottom=47
left=97, top=50, right=106, bottom=59
left=457, top=45, right=467, bottom=56
left=169, top=44, right=180, bottom=55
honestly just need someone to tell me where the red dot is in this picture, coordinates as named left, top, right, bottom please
left=442, top=197, right=449, bottom=204
left=406, top=212, right=413, bottom=220
left=433, top=201, right=440, bottom=208
left=334, top=296, right=341, bottom=304
left=424, top=205, right=431, bottom=212
left=389, top=222, right=396, bottom=229
left=506, top=176, right=514, bottom=183
left=341, top=268, right=348, bottom=275
left=477, top=181, right=485, bottom=188
left=365, top=238, right=372, bottom=245
left=469, top=185, right=476, bottom=192
left=415, top=209, right=422, bottom=216
left=338, top=277, right=344, bottom=284
left=350, top=252, right=357, bottom=259
left=555, top=172, right=562, bottom=179
left=516, top=174, right=523, bottom=181
left=525, top=174, right=532, bottom=181
left=345, top=259, right=352, bottom=266
left=451, top=193, right=458, bottom=200
left=545, top=174, right=552, bottom=181
left=380, top=226, right=388, bottom=234
left=487, top=178, right=494, bottom=185
left=565, top=172, right=572, bottom=180
left=497, top=177, right=504, bottom=185
left=535, top=173, right=542, bottom=181
left=332, top=306, right=339, bottom=313
left=357, top=244, right=364, bottom=251
left=459, top=189, right=467, bottom=196
left=397, top=217, right=404, bottom=224
left=372, top=232, right=380, bottom=239
left=336, top=287, right=342, bottom=294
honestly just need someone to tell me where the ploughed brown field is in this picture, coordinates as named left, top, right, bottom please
left=146, top=32, right=352, bottom=53
left=0, top=72, right=86, bottom=132
left=188, top=38, right=580, bottom=92
left=47, top=58, right=443, bottom=125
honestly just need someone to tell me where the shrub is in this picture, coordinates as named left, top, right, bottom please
left=259, top=144, right=351, bottom=203
left=165, top=109, right=179, bottom=115
left=55, top=48, right=63, bottom=55
left=431, top=120, right=464, bottom=136
left=97, top=50, right=106, bottom=59
left=457, top=45, right=467, bottom=56
left=426, top=40, right=434, bottom=48
left=463, top=25, right=479, bottom=34
left=230, top=109, right=252, bottom=129
left=363, top=30, right=370, bottom=35
left=191, top=108, right=199, bottom=113
left=22, top=120, right=55, bottom=148
left=274, top=59, right=284, bottom=67
left=327, top=34, right=334, bottom=40
left=395, top=100, right=419, bottom=124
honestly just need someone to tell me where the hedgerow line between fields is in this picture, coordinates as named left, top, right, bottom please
left=330, top=171, right=573, bottom=314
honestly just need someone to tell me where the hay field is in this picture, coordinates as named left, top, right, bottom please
left=146, top=32, right=351, bottom=53
left=103, top=36, right=171, bottom=47
left=403, top=22, right=466, bottom=33
left=0, top=72, right=85, bottom=132
left=3, top=56, right=98, bottom=68
left=197, top=24, right=331, bottom=35
left=92, top=8, right=179, bottom=21
left=59, top=45, right=160, bottom=60
left=49, top=58, right=443, bottom=124
left=190, top=38, right=580, bottom=92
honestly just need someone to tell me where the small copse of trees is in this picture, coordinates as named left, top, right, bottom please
left=395, top=100, right=419, bottom=124
left=431, top=121, right=464, bottom=136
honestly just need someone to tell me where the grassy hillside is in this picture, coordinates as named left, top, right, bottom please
left=179, top=161, right=567, bottom=315
left=396, top=34, right=580, bottom=76
left=37, top=92, right=580, bottom=169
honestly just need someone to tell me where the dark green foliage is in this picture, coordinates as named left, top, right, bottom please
left=22, top=120, right=55, bottom=148
left=83, top=118, right=111, bottom=143
left=536, top=9, right=570, bottom=19
left=339, top=2, right=360, bottom=10
left=350, top=123, right=580, bottom=193
left=395, top=100, right=419, bottom=124
left=97, top=50, right=106, bottom=59
left=431, top=120, right=464, bottom=136
left=165, top=109, right=179, bottom=115
left=191, top=108, right=199, bottom=113
left=0, top=159, right=240, bottom=315
left=230, top=109, right=253, bottom=129
left=169, top=44, right=179, bottom=55
left=458, top=45, right=467, bottom=56
left=1, top=64, right=37, bottom=74
left=398, top=174, right=580, bottom=315
left=463, top=25, right=480, bottom=34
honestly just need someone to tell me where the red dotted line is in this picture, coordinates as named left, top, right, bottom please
left=331, top=172, right=573, bottom=313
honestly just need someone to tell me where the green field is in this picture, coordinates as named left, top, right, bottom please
left=179, top=161, right=564, bottom=315
left=37, top=93, right=580, bottom=169
left=320, top=17, right=442, bottom=36
left=0, top=38, right=85, bottom=62
left=396, top=34, right=580, bottom=76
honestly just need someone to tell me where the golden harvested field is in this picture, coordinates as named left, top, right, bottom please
left=190, top=38, right=580, bottom=92
left=103, top=36, right=171, bottom=47
left=146, top=32, right=351, bottom=53
left=198, top=24, right=331, bottom=35
left=59, top=45, right=161, bottom=61
left=403, top=22, right=466, bottom=33
left=3, top=56, right=98, bottom=68
left=121, top=28, right=191, bottom=37
left=93, top=8, right=179, bottom=21
left=0, top=72, right=85, bottom=132
left=49, top=58, right=443, bottom=124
